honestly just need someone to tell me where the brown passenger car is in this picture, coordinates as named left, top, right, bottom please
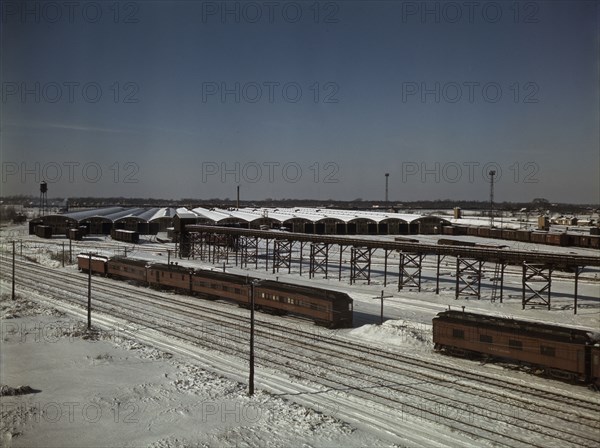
left=107, top=257, right=148, bottom=283
left=147, top=263, right=192, bottom=292
left=433, top=311, right=600, bottom=385
left=77, top=254, right=109, bottom=275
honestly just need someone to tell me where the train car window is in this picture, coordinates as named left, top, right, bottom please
left=182, top=275, right=185, bottom=280
left=235, top=288, right=241, bottom=294
left=480, top=335, right=493, bottom=343
left=452, top=329, right=464, bottom=339
left=509, top=339, right=523, bottom=350
left=540, top=346, right=556, bottom=357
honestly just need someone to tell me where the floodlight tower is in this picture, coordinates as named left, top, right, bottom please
left=489, top=170, right=496, bottom=228
left=385, top=173, right=390, bottom=203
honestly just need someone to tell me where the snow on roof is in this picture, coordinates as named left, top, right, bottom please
left=103, top=207, right=147, bottom=221
left=175, top=208, right=198, bottom=219
left=150, top=207, right=177, bottom=220
left=63, top=207, right=127, bottom=222
left=191, top=207, right=232, bottom=222
left=449, top=217, right=523, bottom=229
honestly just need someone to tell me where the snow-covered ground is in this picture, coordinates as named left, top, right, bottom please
left=1, top=295, right=386, bottom=448
left=1, top=222, right=599, bottom=446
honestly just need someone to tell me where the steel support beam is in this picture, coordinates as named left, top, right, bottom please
left=240, top=235, right=259, bottom=269
left=522, top=263, right=552, bottom=310
left=490, top=261, right=506, bottom=303
left=350, top=246, right=372, bottom=285
left=398, top=252, right=423, bottom=291
left=455, top=256, right=483, bottom=299
left=309, top=243, right=330, bottom=279
left=272, top=239, right=293, bottom=273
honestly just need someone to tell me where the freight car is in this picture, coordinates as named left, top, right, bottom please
left=111, top=229, right=140, bottom=244
left=433, top=310, right=600, bottom=386
left=34, top=225, right=53, bottom=239
left=76, top=255, right=353, bottom=328
left=67, top=228, right=83, bottom=241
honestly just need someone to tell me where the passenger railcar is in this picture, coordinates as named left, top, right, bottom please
left=255, top=281, right=353, bottom=328
left=76, top=255, right=354, bottom=328
left=77, top=254, right=109, bottom=275
left=433, top=311, right=600, bottom=385
left=147, top=263, right=192, bottom=292
left=107, top=257, right=148, bottom=283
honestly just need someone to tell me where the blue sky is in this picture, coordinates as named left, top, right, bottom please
left=2, top=1, right=599, bottom=203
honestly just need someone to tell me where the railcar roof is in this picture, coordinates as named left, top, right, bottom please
left=435, top=310, right=599, bottom=343
left=109, top=257, right=149, bottom=267
left=148, top=263, right=192, bottom=274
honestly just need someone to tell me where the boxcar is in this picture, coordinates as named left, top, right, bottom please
left=35, top=225, right=53, bottom=239
left=546, top=233, right=568, bottom=246
left=467, top=226, right=479, bottom=236
left=590, top=236, right=600, bottom=249
left=502, top=229, right=517, bottom=241
left=489, top=228, right=503, bottom=239
left=433, top=311, right=595, bottom=383
left=68, top=228, right=83, bottom=241
left=530, top=232, right=548, bottom=244
left=111, top=229, right=140, bottom=244
left=442, top=227, right=456, bottom=236
left=591, top=345, right=600, bottom=386
left=515, top=230, right=531, bottom=242
left=107, top=257, right=148, bottom=283
left=477, top=227, right=491, bottom=238
left=77, top=254, right=108, bottom=275
left=454, top=225, right=468, bottom=236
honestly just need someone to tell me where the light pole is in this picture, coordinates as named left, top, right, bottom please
left=249, top=279, right=263, bottom=396
left=385, top=173, right=390, bottom=204
left=489, top=170, right=496, bottom=228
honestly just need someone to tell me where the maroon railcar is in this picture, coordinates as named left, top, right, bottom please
left=546, top=233, right=568, bottom=246
left=433, top=311, right=599, bottom=385
left=147, top=263, right=192, bottom=292
left=107, top=257, right=148, bottom=283
left=77, top=254, right=108, bottom=275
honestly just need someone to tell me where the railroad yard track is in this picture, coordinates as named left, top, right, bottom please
left=2, top=256, right=599, bottom=447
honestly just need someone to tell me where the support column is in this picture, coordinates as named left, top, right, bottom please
left=522, top=263, right=552, bottom=310
left=309, top=243, right=330, bottom=279
left=272, top=239, right=293, bottom=273
left=350, top=246, right=372, bottom=285
left=455, top=256, right=483, bottom=300
left=398, top=252, right=423, bottom=291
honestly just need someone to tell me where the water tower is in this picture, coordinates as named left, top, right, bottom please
left=40, top=181, right=48, bottom=216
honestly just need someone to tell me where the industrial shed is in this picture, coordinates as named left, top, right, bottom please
left=173, top=207, right=447, bottom=236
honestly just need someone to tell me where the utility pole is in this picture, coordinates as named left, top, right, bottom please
left=249, top=281, right=256, bottom=396
left=373, top=290, right=393, bottom=325
left=12, top=241, right=16, bottom=299
left=87, top=253, right=92, bottom=331
left=489, top=170, right=496, bottom=228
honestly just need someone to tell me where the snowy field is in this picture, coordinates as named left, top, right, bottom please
left=1, top=221, right=599, bottom=447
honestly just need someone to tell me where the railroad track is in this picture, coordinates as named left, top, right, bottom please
left=2, top=257, right=599, bottom=446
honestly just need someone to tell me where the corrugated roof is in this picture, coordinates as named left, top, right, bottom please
left=63, top=207, right=127, bottom=222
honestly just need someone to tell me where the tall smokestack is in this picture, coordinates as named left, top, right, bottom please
left=385, top=173, right=390, bottom=203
